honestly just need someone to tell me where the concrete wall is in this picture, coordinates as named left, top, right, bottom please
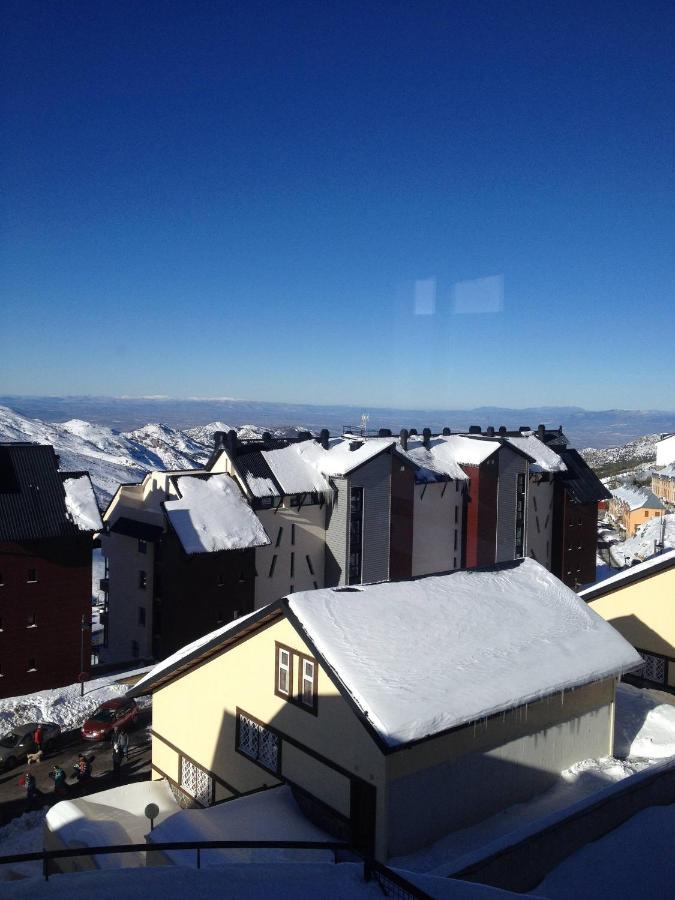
left=254, top=502, right=326, bottom=608
left=324, top=478, right=348, bottom=586
left=150, top=616, right=388, bottom=857
left=385, top=677, right=615, bottom=857
left=351, top=453, right=391, bottom=584
left=656, top=434, right=675, bottom=466
left=588, top=566, right=675, bottom=688
left=412, top=480, right=463, bottom=576
left=102, top=531, right=154, bottom=663
left=496, top=445, right=528, bottom=563
left=527, top=476, right=554, bottom=569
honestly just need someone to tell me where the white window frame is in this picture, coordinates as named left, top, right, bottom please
left=301, top=658, right=315, bottom=708
left=277, top=647, right=291, bottom=696
left=180, top=756, right=213, bottom=806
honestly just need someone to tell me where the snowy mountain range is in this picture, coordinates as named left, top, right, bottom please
left=0, top=405, right=297, bottom=506
left=580, top=434, right=662, bottom=482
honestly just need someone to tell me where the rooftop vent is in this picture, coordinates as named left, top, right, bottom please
left=519, top=425, right=531, bottom=433
left=225, top=430, right=239, bottom=453
left=378, top=428, right=392, bottom=437
left=213, top=431, right=228, bottom=450
left=400, top=428, right=409, bottom=451
left=423, top=428, right=432, bottom=449
left=262, top=431, right=272, bottom=448
left=486, top=426, right=495, bottom=436
left=409, top=428, right=418, bottom=436
left=442, top=427, right=451, bottom=436
left=469, top=425, right=481, bottom=434
left=537, top=424, right=546, bottom=439
left=349, top=440, right=363, bottom=452
left=319, top=429, right=330, bottom=450
left=498, top=426, right=507, bottom=435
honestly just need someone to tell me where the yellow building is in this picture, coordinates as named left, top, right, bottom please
left=580, top=549, right=675, bottom=691
left=609, top=486, right=665, bottom=536
left=129, top=560, right=639, bottom=862
left=652, top=465, right=675, bottom=506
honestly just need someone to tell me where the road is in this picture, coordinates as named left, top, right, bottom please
left=0, top=709, right=152, bottom=826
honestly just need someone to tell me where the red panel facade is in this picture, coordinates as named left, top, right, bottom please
left=464, top=460, right=499, bottom=568
left=0, top=537, right=92, bottom=699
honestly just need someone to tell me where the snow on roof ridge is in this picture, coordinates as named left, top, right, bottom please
left=287, top=559, right=641, bottom=747
left=578, top=548, right=675, bottom=597
left=504, top=434, right=567, bottom=473
left=62, top=474, right=103, bottom=532
left=612, top=485, right=664, bottom=510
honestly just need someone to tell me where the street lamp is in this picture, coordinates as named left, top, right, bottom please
left=80, top=613, right=91, bottom=697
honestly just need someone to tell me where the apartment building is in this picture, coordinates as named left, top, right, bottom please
left=0, top=443, right=101, bottom=698
left=609, top=486, right=665, bottom=537
left=652, top=465, right=675, bottom=506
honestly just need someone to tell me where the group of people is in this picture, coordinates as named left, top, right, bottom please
left=20, top=725, right=131, bottom=809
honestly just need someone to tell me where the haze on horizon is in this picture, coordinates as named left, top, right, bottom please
left=1, top=2, right=673, bottom=410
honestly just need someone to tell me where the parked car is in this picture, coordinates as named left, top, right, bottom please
left=0, top=722, right=61, bottom=770
left=80, top=698, right=139, bottom=741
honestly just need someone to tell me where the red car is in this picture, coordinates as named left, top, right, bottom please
left=81, top=698, right=139, bottom=741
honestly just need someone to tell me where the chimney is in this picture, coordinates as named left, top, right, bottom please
left=378, top=428, right=392, bottom=437
left=262, top=431, right=272, bottom=448
left=498, top=426, right=507, bottom=435
left=442, top=427, right=451, bottom=436
left=349, top=440, right=363, bottom=452
left=409, top=428, right=418, bottom=436
left=486, top=426, right=495, bottom=437
left=537, top=424, right=546, bottom=440
left=298, top=431, right=312, bottom=441
left=213, top=431, right=227, bottom=450
left=422, top=428, right=432, bottom=449
left=519, top=425, right=531, bottom=434
left=469, top=425, right=481, bottom=434
left=225, top=429, right=238, bottom=453
left=319, top=429, right=330, bottom=450
left=399, top=428, right=409, bottom=451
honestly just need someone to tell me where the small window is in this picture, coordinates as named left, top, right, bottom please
left=454, top=506, right=458, bottom=523
left=138, top=607, right=146, bottom=627
left=453, top=557, right=457, bottom=568
left=275, top=527, right=283, bottom=547
left=180, top=756, right=213, bottom=806
left=644, top=510, right=649, bottom=517
left=268, top=555, right=277, bottom=578
left=277, top=647, right=291, bottom=696
left=290, top=552, right=295, bottom=578
left=454, top=530, right=458, bottom=550
left=306, top=555, right=315, bottom=576
left=0, top=572, right=4, bottom=586
left=27, top=569, right=38, bottom=583
left=131, top=640, right=139, bottom=659
left=232, top=609, right=239, bottom=620
left=301, top=658, right=315, bottom=708
left=27, top=658, right=37, bottom=672
left=138, top=539, right=147, bottom=554
left=237, top=711, right=280, bottom=774
left=313, top=580, right=318, bottom=589
left=27, top=613, right=37, bottom=628
left=291, top=524, right=296, bottom=545
left=138, top=571, right=147, bottom=590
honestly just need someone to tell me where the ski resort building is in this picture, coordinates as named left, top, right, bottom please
left=580, top=549, right=675, bottom=691
left=129, top=560, right=640, bottom=862
left=652, top=464, right=675, bottom=506
left=609, top=486, right=665, bottom=537
left=0, top=443, right=101, bottom=698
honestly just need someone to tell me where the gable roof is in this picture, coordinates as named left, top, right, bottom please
left=285, top=436, right=395, bottom=479
left=0, top=443, right=101, bottom=541
left=578, top=548, right=675, bottom=602
left=611, top=485, right=665, bottom=511
left=556, top=449, right=612, bottom=504
left=131, top=559, right=640, bottom=753
left=262, top=444, right=331, bottom=495
left=233, top=450, right=283, bottom=498
left=163, top=473, right=269, bottom=554
left=504, top=435, right=567, bottom=474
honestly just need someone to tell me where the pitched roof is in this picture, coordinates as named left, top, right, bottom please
left=0, top=443, right=101, bottom=541
left=289, top=436, right=395, bottom=478
left=578, top=548, right=675, bottom=602
left=262, top=444, right=331, bottom=495
left=286, top=559, right=640, bottom=748
left=233, top=450, right=282, bottom=498
left=653, top=464, right=675, bottom=480
left=504, top=435, right=567, bottom=473
left=611, top=486, right=665, bottom=511
left=163, top=473, right=270, bottom=554
left=556, top=449, right=612, bottom=504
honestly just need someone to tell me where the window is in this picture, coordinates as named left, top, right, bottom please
left=27, top=613, right=37, bottom=628
left=349, top=487, right=364, bottom=585
left=138, top=539, right=147, bottom=554
left=27, top=568, right=37, bottom=583
left=180, top=756, right=213, bottom=806
left=138, top=571, right=147, bottom=590
left=638, top=651, right=666, bottom=685
left=237, top=711, right=280, bottom=774
left=313, top=580, right=318, bottom=589
left=300, top=658, right=316, bottom=708
left=454, top=505, right=458, bottom=523
left=268, top=554, right=277, bottom=577
left=232, top=609, right=239, bottom=620
left=290, top=552, right=295, bottom=578
left=27, top=658, right=37, bottom=672
left=131, top=640, right=139, bottom=658
left=291, top=524, right=296, bottom=545
left=453, top=557, right=457, bottom=568
left=454, top=529, right=458, bottom=550
left=645, top=511, right=649, bottom=517
left=277, top=646, right=291, bottom=696
left=306, top=555, right=315, bottom=576
left=0, top=572, right=3, bottom=586
left=275, top=526, right=283, bottom=547
left=138, top=607, right=146, bottom=627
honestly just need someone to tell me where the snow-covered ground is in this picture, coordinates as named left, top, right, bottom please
left=390, top=684, right=675, bottom=875
left=0, top=666, right=151, bottom=735
left=607, top=513, right=674, bottom=565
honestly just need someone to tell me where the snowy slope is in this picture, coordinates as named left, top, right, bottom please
left=608, top=513, right=675, bottom=565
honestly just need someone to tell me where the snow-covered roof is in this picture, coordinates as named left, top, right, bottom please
left=504, top=435, right=567, bottom=474
left=435, top=435, right=500, bottom=466
left=262, top=444, right=331, bottom=495
left=653, top=464, right=675, bottom=480
left=289, top=436, right=395, bottom=478
left=579, top=548, right=675, bottom=601
left=397, top=439, right=469, bottom=482
left=62, top=474, right=103, bottom=532
left=287, top=559, right=641, bottom=748
left=611, top=486, right=665, bottom=511
left=164, top=473, right=269, bottom=554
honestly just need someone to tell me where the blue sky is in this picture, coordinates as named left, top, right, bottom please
left=1, top=1, right=673, bottom=409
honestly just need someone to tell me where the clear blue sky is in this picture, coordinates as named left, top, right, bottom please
left=1, top=1, right=673, bottom=409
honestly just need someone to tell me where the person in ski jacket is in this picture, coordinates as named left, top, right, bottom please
left=22, top=771, right=37, bottom=809
left=33, top=725, right=43, bottom=751
left=49, top=765, right=67, bottom=796
left=74, top=754, right=92, bottom=782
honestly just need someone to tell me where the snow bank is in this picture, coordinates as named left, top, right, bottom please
left=289, top=559, right=642, bottom=746
left=164, top=473, right=269, bottom=553
left=614, top=682, right=675, bottom=759
left=0, top=666, right=151, bottom=733
left=0, top=809, right=47, bottom=882
left=62, top=475, right=103, bottom=532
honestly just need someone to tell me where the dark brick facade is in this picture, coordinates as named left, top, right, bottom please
left=0, top=537, right=92, bottom=699
left=551, top=487, right=599, bottom=588
left=389, top=460, right=415, bottom=581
